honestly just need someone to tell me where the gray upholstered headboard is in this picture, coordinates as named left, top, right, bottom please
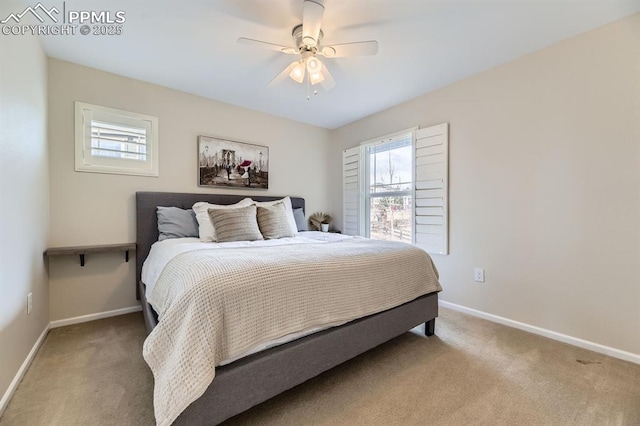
left=135, top=192, right=305, bottom=299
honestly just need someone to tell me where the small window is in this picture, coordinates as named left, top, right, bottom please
left=74, top=102, right=158, bottom=177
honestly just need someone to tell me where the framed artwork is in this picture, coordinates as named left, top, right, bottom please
left=198, top=135, right=269, bottom=189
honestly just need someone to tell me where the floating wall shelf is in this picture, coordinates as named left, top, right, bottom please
left=45, top=243, right=136, bottom=267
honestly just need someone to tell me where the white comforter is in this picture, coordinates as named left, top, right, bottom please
left=142, top=232, right=349, bottom=300
left=142, top=233, right=441, bottom=426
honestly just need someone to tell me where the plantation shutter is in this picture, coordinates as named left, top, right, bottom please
left=414, top=123, right=449, bottom=255
left=90, top=120, right=148, bottom=161
left=342, top=146, right=361, bottom=236
left=74, top=102, right=158, bottom=177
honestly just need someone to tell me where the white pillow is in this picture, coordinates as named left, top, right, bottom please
left=251, top=197, right=298, bottom=236
left=192, top=198, right=253, bottom=242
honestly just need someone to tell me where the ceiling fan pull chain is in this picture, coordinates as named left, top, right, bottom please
left=307, top=73, right=311, bottom=100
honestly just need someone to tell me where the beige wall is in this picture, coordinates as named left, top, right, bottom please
left=330, top=14, right=640, bottom=355
left=47, top=59, right=331, bottom=321
left=0, top=1, right=50, bottom=410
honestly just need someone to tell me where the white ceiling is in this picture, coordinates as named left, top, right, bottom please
left=39, top=0, right=639, bottom=129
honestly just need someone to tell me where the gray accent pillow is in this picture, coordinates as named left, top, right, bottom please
left=207, top=204, right=264, bottom=242
left=258, top=202, right=295, bottom=239
left=157, top=206, right=199, bottom=241
left=293, top=208, right=307, bottom=232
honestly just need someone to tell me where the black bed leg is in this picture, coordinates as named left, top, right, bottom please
left=425, top=318, right=435, bottom=336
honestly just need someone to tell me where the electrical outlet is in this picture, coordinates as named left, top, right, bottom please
left=474, top=268, right=485, bottom=283
left=27, top=292, right=33, bottom=315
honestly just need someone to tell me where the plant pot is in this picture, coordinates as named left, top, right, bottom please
left=321, top=224, right=329, bottom=232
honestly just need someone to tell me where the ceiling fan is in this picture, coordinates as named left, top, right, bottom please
left=237, top=0, right=379, bottom=98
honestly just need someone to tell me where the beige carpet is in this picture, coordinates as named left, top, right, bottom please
left=1, top=308, right=638, bottom=426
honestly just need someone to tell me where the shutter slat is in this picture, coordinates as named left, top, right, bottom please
left=416, top=145, right=445, bottom=157
left=416, top=207, right=443, bottom=216
left=416, top=163, right=444, bottom=176
left=416, top=188, right=444, bottom=198
left=90, top=145, right=144, bottom=155
left=344, top=201, right=358, bottom=209
left=416, top=215, right=442, bottom=224
left=416, top=135, right=444, bottom=149
left=91, top=125, right=146, bottom=138
left=415, top=198, right=443, bottom=208
left=344, top=182, right=357, bottom=191
left=91, top=135, right=147, bottom=146
left=416, top=170, right=444, bottom=181
left=415, top=153, right=445, bottom=166
left=416, top=224, right=444, bottom=234
left=415, top=179, right=443, bottom=190
left=414, top=214, right=443, bottom=224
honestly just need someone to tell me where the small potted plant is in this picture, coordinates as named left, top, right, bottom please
left=309, top=212, right=332, bottom=232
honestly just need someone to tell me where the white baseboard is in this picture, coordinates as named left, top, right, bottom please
left=50, top=305, right=142, bottom=329
left=439, top=300, right=640, bottom=365
left=0, top=323, right=50, bottom=417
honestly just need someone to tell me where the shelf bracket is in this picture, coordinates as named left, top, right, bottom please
left=125, top=250, right=129, bottom=262
left=79, top=254, right=85, bottom=267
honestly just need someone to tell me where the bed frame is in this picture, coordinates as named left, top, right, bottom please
left=136, top=191, right=439, bottom=425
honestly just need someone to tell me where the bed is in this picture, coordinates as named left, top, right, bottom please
left=136, top=191, right=441, bottom=425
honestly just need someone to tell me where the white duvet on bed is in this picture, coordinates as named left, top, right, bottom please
left=142, top=232, right=356, bottom=366
left=142, top=231, right=350, bottom=300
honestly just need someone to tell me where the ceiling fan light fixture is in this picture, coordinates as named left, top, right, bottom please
left=306, top=56, right=322, bottom=74
left=309, top=71, right=324, bottom=85
left=289, top=61, right=306, bottom=83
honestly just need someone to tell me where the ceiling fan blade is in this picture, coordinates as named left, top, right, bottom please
left=237, top=37, right=298, bottom=54
left=302, top=0, right=324, bottom=47
left=320, top=65, right=336, bottom=91
left=320, top=40, right=378, bottom=58
left=267, top=62, right=298, bottom=88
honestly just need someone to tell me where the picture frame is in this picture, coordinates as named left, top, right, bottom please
left=198, top=135, right=269, bottom=189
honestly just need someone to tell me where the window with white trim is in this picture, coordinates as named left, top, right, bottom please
left=74, top=102, right=159, bottom=177
left=342, top=123, right=449, bottom=255
left=365, top=132, right=413, bottom=242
